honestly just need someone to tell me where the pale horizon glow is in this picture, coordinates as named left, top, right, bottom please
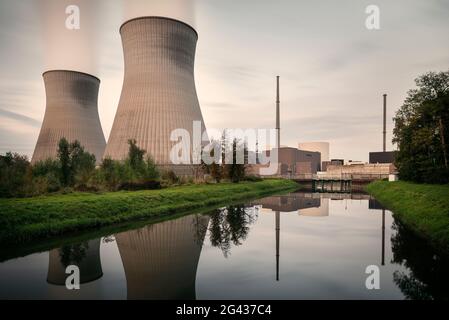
left=0, top=0, right=448, bottom=161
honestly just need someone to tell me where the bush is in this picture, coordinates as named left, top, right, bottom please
left=0, top=152, right=32, bottom=197
left=162, top=170, right=180, bottom=185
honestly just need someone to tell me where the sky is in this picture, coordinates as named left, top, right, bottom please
left=0, top=0, right=448, bottom=161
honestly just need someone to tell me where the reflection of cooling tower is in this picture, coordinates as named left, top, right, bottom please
left=104, top=17, right=207, bottom=164
left=32, top=70, right=106, bottom=164
left=116, top=214, right=209, bottom=300
left=47, top=239, right=103, bottom=285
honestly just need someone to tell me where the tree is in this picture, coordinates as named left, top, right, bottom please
left=228, top=138, right=247, bottom=183
left=0, top=152, right=31, bottom=197
left=58, top=138, right=71, bottom=186
left=393, top=70, right=449, bottom=183
left=127, top=139, right=146, bottom=172
left=210, top=161, right=222, bottom=183
left=57, top=138, right=96, bottom=187
left=70, top=140, right=96, bottom=186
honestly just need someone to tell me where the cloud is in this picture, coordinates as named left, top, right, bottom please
left=0, top=108, right=41, bottom=128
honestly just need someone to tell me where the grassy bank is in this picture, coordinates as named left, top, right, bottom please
left=366, top=181, right=449, bottom=252
left=0, top=179, right=298, bottom=245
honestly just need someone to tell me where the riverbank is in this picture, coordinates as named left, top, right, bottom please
left=0, top=179, right=298, bottom=245
left=366, top=181, right=449, bottom=253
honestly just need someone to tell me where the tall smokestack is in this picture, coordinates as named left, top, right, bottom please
left=105, top=17, right=207, bottom=164
left=276, top=76, right=280, bottom=149
left=383, top=94, right=387, bottom=152
left=32, top=70, right=106, bottom=164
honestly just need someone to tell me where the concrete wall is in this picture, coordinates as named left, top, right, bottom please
left=326, top=163, right=396, bottom=176
left=32, top=70, right=106, bottom=164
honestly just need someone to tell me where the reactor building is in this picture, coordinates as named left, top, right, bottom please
left=32, top=70, right=106, bottom=164
left=104, top=17, right=207, bottom=168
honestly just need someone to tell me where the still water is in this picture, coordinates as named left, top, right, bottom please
left=1, top=192, right=448, bottom=300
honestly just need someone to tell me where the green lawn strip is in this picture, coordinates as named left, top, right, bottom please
left=366, top=181, right=449, bottom=253
left=0, top=179, right=298, bottom=245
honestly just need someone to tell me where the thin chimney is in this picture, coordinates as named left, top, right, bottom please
left=276, top=76, right=280, bottom=149
left=383, top=94, right=387, bottom=152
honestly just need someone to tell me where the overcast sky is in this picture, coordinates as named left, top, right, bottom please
left=0, top=0, right=448, bottom=161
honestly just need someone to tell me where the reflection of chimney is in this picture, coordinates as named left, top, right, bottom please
left=381, top=209, right=385, bottom=266
left=276, top=76, right=280, bottom=150
left=116, top=214, right=210, bottom=300
left=275, top=211, right=280, bottom=281
left=47, top=239, right=103, bottom=285
left=383, top=94, right=387, bottom=152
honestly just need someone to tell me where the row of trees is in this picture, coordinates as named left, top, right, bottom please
left=393, top=70, right=449, bottom=184
left=0, top=138, right=160, bottom=198
left=0, top=134, right=253, bottom=198
left=201, top=132, right=252, bottom=183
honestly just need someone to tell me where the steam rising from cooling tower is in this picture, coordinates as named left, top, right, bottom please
left=40, top=0, right=102, bottom=76
left=123, top=0, right=196, bottom=28
left=32, top=70, right=106, bottom=164
left=104, top=16, right=207, bottom=164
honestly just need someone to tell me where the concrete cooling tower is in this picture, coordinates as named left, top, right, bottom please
left=32, top=70, right=106, bottom=164
left=104, top=17, right=207, bottom=166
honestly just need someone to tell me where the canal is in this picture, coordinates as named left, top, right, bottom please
left=0, top=191, right=448, bottom=300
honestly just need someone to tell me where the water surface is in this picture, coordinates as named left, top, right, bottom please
left=1, top=191, right=447, bottom=300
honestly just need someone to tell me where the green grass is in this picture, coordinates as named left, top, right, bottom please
left=0, top=179, right=298, bottom=245
left=366, top=181, right=449, bottom=253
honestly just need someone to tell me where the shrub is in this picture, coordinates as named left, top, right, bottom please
left=162, top=170, right=180, bottom=185
left=0, top=152, right=31, bottom=197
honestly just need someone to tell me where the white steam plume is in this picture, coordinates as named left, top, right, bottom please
left=123, top=0, right=196, bottom=28
left=40, top=0, right=103, bottom=76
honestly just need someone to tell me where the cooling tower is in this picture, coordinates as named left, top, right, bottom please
left=104, top=17, right=207, bottom=165
left=32, top=70, right=106, bottom=164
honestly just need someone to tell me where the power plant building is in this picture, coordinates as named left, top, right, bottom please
left=104, top=17, right=207, bottom=168
left=32, top=70, right=106, bottom=164
left=298, top=142, right=330, bottom=163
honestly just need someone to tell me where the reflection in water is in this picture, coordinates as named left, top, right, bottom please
left=2, top=192, right=449, bottom=300
left=391, top=220, right=449, bottom=300
left=47, top=239, right=103, bottom=285
left=275, top=211, right=280, bottom=282
left=208, top=206, right=258, bottom=258
left=255, top=192, right=329, bottom=217
left=115, top=214, right=210, bottom=300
